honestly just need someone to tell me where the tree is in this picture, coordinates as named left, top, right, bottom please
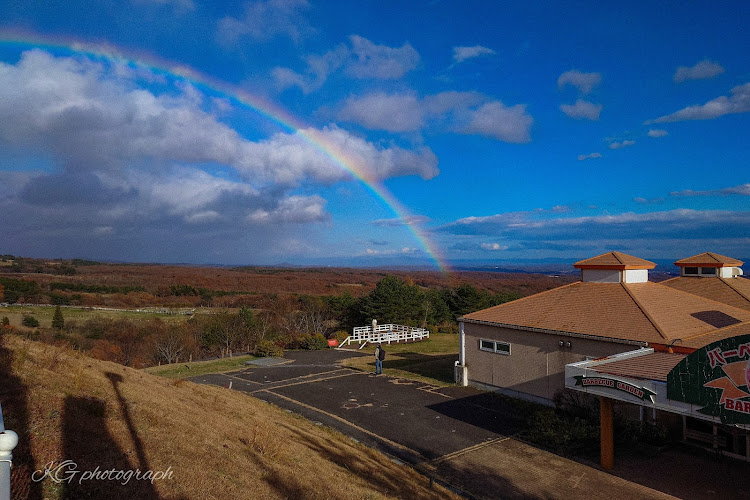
left=22, top=315, right=39, bottom=328
left=358, top=275, right=424, bottom=326
left=52, top=305, right=65, bottom=330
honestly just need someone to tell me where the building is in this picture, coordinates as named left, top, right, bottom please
left=456, top=251, right=750, bottom=465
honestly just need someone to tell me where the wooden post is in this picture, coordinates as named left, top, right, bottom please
left=600, top=396, right=614, bottom=470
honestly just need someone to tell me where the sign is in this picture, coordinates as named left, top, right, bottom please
left=667, top=334, right=750, bottom=424
left=573, top=375, right=655, bottom=402
left=327, top=339, right=339, bottom=347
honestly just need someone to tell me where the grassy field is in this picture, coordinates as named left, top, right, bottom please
left=143, top=355, right=257, bottom=379
left=0, top=304, right=193, bottom=329
left=341, top=333, right=459, bottom=386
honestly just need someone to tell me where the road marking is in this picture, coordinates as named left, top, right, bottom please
left=416, top=385, right=452, bottom=399
left=221, top=373, right=264, bottom=385
left=259, top=390, right=423, bottom=459
left=248, top=371, right=362, bottom=393
left=430, top=437, right=510, bottom=464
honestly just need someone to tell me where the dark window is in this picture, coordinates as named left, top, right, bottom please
left=684, top=267, right=699, bottom=275
left=480, top=339, right=495, bottom=352
left=496, top=341, right=511, bottom=355
left=701, top=267, right=717, bottom=275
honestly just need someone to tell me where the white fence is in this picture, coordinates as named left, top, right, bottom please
left=339, top=324, right=429, bottom=348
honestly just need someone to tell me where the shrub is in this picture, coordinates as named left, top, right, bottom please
left=254, top=340, right=283, bottom=358
left=526, top=408, right=599, bottom=456
left=331, top=330, right=349, bottom=344
left=301, top=333, right=327, bottom=350
left=22, top=315, right=39, bottom=328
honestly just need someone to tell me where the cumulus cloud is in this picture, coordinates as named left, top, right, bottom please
left=452, top=45, right=496, bottom=63
left=337, top=90, right=533, bottom=143
left=560, top=99, right=602, bottom=120
left=463, top=101, right=533, bottom=143
left=671, top=183, right=750, bottom=197
left=218, top=0, right=312, bottom=44
left=247, top=195, right=328, bottom=224
left=338, top=92, right=424, bottom=132
left=578, top=152, right=602, bottom=161
left=646, top=83, right=750, bottom=123
left=647, top=129, right=668, bottom=138
left=557, top=70, right=601, bottom=94
left=273, top=35, right=418, bottom=93
left=608, top=140, right=636, bottom=149
left=673, top=59, right=725, bottom=83
left=0, top=49, right=439, bottom=264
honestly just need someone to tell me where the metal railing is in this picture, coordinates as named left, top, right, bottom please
left=0, top=402, right=18, bottom=500
left=339, top=324, right=430, bottom=347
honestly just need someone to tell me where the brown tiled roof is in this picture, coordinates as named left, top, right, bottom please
left=674, top=252, right=743, bottom=267
left=574, top=251, right=655, bottom=270
left=462, top=280, right=750, bottom=346
left=678, top=322, right=750, bottom=349
left=596, top=352, right=685, bottom=382
left=462, top=282, right=665, bottom=344
left=661, top=276, right=750, bottom=311
left=623, top=282, right=750, bottom=341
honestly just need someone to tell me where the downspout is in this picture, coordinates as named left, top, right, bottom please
left=455, top=321, right=468, bottom=386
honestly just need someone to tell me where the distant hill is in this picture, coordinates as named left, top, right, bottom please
left=0, top=334, right=454, bottom=499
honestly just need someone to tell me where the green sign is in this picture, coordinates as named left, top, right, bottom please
left=574, top=375, right=656, bottom=402
left=667, top=334, right=750, bottom=424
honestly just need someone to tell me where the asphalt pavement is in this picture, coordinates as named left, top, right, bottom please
left=190, top=349, right=741, bottom=499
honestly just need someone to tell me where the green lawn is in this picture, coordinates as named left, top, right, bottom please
left=341, top=333, right=459, bottom=386
left=142, top=355, right=257, bottom=379
left=0, top=304, right=191, bottom=329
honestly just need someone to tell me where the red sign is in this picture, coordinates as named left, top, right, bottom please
left=327, top=339, right=339, bottom=347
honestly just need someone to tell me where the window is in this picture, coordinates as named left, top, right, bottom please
left=684, top=267, right=699, bottom=275
left=701, top=267, right=717, bottom=275
left=479, top=339, right=511, bottom=355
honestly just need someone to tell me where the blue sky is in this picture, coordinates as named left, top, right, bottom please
left=0, top=1, right=748, bottom=268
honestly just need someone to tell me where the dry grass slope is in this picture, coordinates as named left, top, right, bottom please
left=0, top=334, right=456, bottom=499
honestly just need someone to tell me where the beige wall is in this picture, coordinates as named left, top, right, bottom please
left=464, top=323, right=639, bottom=402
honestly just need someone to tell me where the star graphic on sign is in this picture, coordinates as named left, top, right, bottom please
left=703, top=362, right=750, bottom=405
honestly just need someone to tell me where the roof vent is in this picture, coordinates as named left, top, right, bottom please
left=732, top=267, right=744, bottom=277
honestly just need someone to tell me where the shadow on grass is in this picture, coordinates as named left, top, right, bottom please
left=382, top=352, right=458, bottom=384
left=0, top=336, right=41, bottom=500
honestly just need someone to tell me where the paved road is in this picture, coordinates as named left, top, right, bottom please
left=190, top=350, right=689, bottom=499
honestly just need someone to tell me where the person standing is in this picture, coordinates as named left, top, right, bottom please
left=374, top=343, right=385, bottom=375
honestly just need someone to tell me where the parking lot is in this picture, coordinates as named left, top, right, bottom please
left=191, top=349, right=737, bottom=499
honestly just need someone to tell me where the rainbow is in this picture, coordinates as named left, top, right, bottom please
left=0, top=29, right=451, bottom=273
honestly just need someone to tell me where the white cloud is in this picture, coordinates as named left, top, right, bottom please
left=273, top=35, right=418, bottom=93
left=338, top=92, right=423, bottom=132
left=557, top=70, right=601, bottom=94
left=671, top=183, right=750, bottom=197
left=452, top=45, right=496, bottom=63
left=247, top=195, right=327, bottom=224
left=646, top=83, right=750, bottom=123
left=365, top=247, right=418, bottom=255
left=218, top=0, right=312, bottom=44
left=578, top=152, right=602, bottom=161
left=608, top=140, right=636, bottom=150
left=560, top=99, right=602, bottom=120
left=480, top=242, right=508, bottom=251
left=438, top=208, right=750, bottom=242
left=462, top=101, right=533, bottom=143
left=647, top=129, right=668, bottom=138
left=673, top=59, right=725, bottom=83
left=336, top=90, right=532, bottom=143
left=346, top=35, right=420, bottom=79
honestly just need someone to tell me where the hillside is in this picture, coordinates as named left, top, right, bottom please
left=0, top=334, right=456, bottom=499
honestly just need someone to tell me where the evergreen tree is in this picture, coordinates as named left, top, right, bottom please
left=52, top=305, right=65, bottom=330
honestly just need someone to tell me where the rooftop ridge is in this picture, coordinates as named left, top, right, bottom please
left=621, top=283, right=669, bottom=341
left=723, top=277, right=750, bottom=304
